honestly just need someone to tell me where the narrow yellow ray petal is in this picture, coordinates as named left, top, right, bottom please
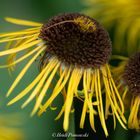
left=96, top=69, right=108, bottom=136
left=21, top=58, right=58, bottom=108
left=4, top=36, right=39, bottom=71
left=55, top=104, right=65, bottom=121
left=105, top=78, right=126, bottom=129
left=5, top=34, right=38, bottom=49
left=6, top=39, right=24, bottom=65
left=83, top=70, right=96, bottom=132
left=0, top=45, right=43, bottom=68
left=107, top=65, right=124, bottom=114
left=38, top=68, right=71, bottom=115
left=63, top=68, right=82, bottom=131
left=122, top=87, right=128, bottom=101
left=38, top=68, right=67, bottom=114
left=83, top=70, right=92, bottom=107
left=49, top=103, right=57, bottom=111
left=95, top=71, right=105, bottom=133
left=6, top=46, right=45, bottom=97
left=24, top=27, right=41, bottom=31
left=112, top=111, right=116, bottom=129
left=0, top=34, right=39, bottom=43
left=7, top=65, right=48, bottom=105
left=5, top=17, right=42, bottom=26
left=80, top=100, right=87, bottom=129
left=129, top=98, right=140, bottom=129
left=128, top=97, right=139, bottom=125
left=106, top=66, right=126, bottom=124
left=62, top=87, right=67, bottom=103
left=63, top=69, right=77, bottom=131
left=0, top=39, right=41, bottom=56
left=87, top=69, right=91, bottom=88
left=109, top=80, right=125, bottom=121
left=105, top=91, right=111, bottom=119
left=0, top=30, right=40, bottom=38
left=89, top=93, right=96, bottom=132
left=91, top=72, right=95, bottom=94
left=101, top=67, right=127, bottom=129
left=55, top=68, right=71, bottom=91
left=111, top=79, right=125, bottom=114
left=16, top=35, right=39, bottom=46
left=133, top=101, right=139, bottom=127
left=5, top=41, right=13, bottom=49
left=83, top=70, right=97, bottom=114
left=31, top=62, right=60, bottom=116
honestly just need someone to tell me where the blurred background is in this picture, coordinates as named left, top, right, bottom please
left=0, top=0, right=140, bottom=140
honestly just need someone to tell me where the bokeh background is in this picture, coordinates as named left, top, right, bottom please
left=0, top=0, right=140, bottom=140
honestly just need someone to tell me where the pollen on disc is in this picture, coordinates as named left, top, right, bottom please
left=39, top=13, right=112, bottom=69
left=124, top=52, right=140, bottom=96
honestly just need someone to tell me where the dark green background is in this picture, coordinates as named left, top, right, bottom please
left=0, top=0, right=140, bottom=140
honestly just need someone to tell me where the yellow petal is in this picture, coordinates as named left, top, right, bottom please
left=21, top=59, right=58, bottom=109
left=6, top=46, right=45, bottom=97
left=5, top=17, right=42, bottom=26
left=0, top=39, right=41, bottom=56
left=0, top=29, right=40, bottom=38
left=7, top=62, right=48, bottom=106
left=38, top=68, right=71, bottom=115
left=55, top=104, right=65, bottom=121
left=95, top=69, right=108, bottom=136
left=102, top=66, right=127, bottom=130
left=31, top=61, right=60, bottom=116
left=63, top=68, right=82, bottom=131
left=0, top=34, right=39, bottom=43
left=0, top=45, right=43, bottom=68
left=80, top=100, right=87, bottom=129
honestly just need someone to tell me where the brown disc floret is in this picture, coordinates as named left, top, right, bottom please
left=39, top=13, right=112, bottom=69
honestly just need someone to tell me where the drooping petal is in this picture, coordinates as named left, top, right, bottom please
left=31, top=61, right=60, bottom=116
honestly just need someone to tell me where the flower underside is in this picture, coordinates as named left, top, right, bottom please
left=0, top=13, right=126, bottom=136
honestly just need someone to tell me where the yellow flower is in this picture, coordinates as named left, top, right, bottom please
left=83, top=0, right=140, bottom=55
left=113, top=52, right=140, bottom=131
left=0, top=13, right=126, bottom=136
left=0, top=114, right=23, bottom=140
left=123, top=52, right=140, bottom=131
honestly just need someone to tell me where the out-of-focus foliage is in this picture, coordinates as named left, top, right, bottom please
left=83, top=0, right=140, bottom=55
left=0, top=113, right=23, bottom=140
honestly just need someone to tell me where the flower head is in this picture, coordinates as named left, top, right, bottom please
left=39, top=13, right=111, bottom=68
left=123, top=52, right=140, bottom=131
left=0, top=13, right=126, bottom=136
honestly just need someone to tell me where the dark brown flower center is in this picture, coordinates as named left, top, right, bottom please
left=39, top=13, right=112, bottom=69
left=124, top=52, right=140, bottom=96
